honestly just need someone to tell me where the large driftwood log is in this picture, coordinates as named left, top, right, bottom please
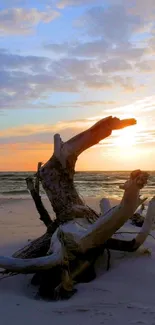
left=39, top=117, right=136, bottom=222
left=0, top=116, right=154, bottom=300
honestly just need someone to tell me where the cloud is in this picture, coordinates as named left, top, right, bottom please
left=136, top=60, right=155, bottom=73
left=45, top=39, right=109, bottom=58
left=69, top=100, right=118, bottom=107
left=99, top=0, right=155, bottom=21
left=111, top=44, right=145, bottom=61
left=0, top=54, right=141, bottom=110
left=100, top=58, right=132, bottom=73
left=0, top=8, right=60, bottom=36
left=0, top=118, right=93, bottom=139
left=1, top=97, right=155, bottom=171
left=50, top=57, right=97, bottom=77
left=104, top=96, right=155, bottom=117
left=0, top=50, right=50, bottom=71
left=82, top=76, right=112, bottom=90
left=45, top=39, right=146, bottom=66
left=57, top=0, right=98, bottom=8
left=149, top=36, right=155, bottom=53
left=76, top=5, right=142, bottom=43
left=80, top=74, right=137, bottom=92
left=1, top=96, right=155, bottom=146
left=0, top=22, right=153, bottom=112
left=112, top=76, right=136, bottom=92
left=0, top=121, right=93, bottom=150
left=49, top=57, right=137, bottom=90
left=74, top=0, right=155, bottom=57
left=127, top=0, right=155, bottom=20
left=0, top=52, right=122, bottom=109
left=0, top=67, right=79, bottom=109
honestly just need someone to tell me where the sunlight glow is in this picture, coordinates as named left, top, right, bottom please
left=113, top=127, right=137, bottom=148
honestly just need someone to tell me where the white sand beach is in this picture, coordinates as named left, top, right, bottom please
left=0, top=197, right=155, bottom=325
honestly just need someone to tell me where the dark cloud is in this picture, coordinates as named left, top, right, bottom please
left=45, top=39, right=109, bottom=58
left=77, top=5, right=142, bottom=43
left=0, top=65, right=79, bottom=109
left=0, top=31, right=151, bottom=111
left=100, top=58, right=132, bottom=73
left=0, top=50, right=50, bottom=71
left=50, top=57, right=97, bottom=77
left=45, top=40, right=146, bottom=65
left=110, top=44, right=145, bottom=61
left=0, top=51, right=119, bottom=109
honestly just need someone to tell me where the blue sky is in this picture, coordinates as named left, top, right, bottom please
left=0, top=0, right=155, bottom=170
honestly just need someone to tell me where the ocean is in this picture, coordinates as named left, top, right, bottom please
left=0, top=171, right=155, bottom=200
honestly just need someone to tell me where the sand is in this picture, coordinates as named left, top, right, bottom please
left=0, top=197, right=155, bottom=325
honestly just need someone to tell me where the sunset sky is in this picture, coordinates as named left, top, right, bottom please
left=0, top=0, right=155, bottom=171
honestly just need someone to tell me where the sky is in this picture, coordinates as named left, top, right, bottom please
left=0, top=0, right=155, bottom=171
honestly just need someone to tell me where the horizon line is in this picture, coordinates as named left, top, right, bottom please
left=0, top=170, right=155, bottom=172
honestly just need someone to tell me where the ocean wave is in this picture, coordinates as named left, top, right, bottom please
left=0, top=171, right=154, bottom=200
left=75, top=180, right=124, bottom=185
left=0, top=173, right=18, bottom=177
left=1, top=190, right=29, bottom=195
left=0, top=177, right=26, bottom=181
left=0, top=172, right=34, bottom=178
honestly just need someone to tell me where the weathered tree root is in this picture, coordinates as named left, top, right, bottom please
left=0, top=117, right=154, bottom=301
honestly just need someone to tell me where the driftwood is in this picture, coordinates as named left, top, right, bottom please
left=100, top=198, right=147, bottom=228
left=130, top=203, right=146, bottom=227
left=0, top=116, right=154, bottom=300
left=131, top=213, right=144, bottom=227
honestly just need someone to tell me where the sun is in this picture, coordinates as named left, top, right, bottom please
left=113, top=127, right=137, bottom=148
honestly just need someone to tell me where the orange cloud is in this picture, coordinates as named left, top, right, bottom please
left=0, top=119, right=95, bottom=139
